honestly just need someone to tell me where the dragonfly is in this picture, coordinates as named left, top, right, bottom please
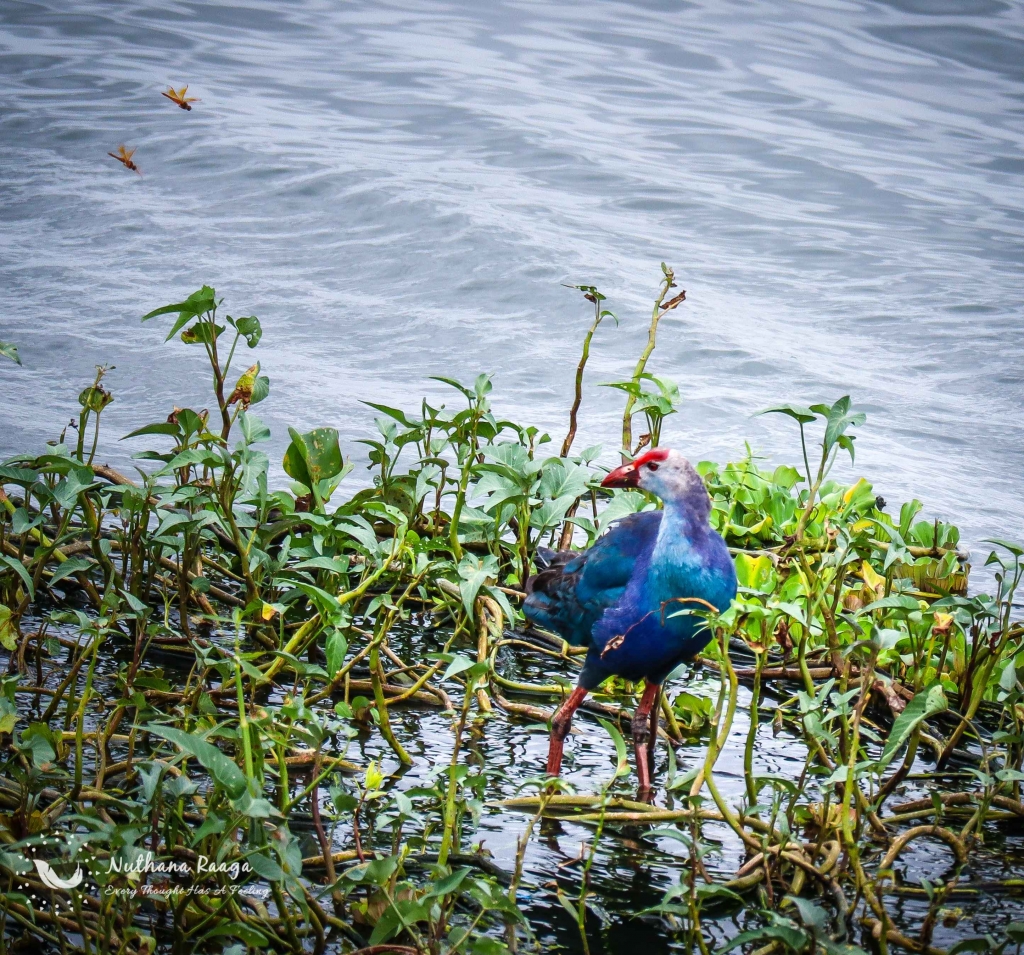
left=161, top=85, right=198, bottom=110
left=108, top=145, right=140, bottom=174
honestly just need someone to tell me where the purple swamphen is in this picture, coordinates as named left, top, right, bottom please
left=524, top=449, right=737, bottom=793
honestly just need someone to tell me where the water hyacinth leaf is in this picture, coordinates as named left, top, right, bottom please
left=48, top=557, right=93, bottom=588
left=0, top=341, right=21, bottom=364
left=878, top=683, right=947, bottom=772
left=231, top=314, right=262, bottom=347
left=144, top=725, right=247, bottom=799
left=121, top=421, right=181, bottom=440
left=325, top=629, right=347, bottom=678
left=598, top=717, right=629, bottom=777
left=11, top=508, right=41, bottom=535
left=343, top=854, right=400, bottom=885
left=0, top=465, right=38, bottom=484
left=249, top=372, right=270, bottom=405
left=757, top=403, right=817, bottom=425
left=718, top=923, right=810, bottom=954
left=0, top=555, right=34, bottom=600
left=247, top=850, right=285, bottom=882
left=228, top=363, right=260, bottom=407
left=78, top=384, right=112, bottom=412
left=142, top=285, right=217, bottom=341
left=180, top=322, right=224, bottom=345
left=283, top=427, right=343, bottom=507
left=734, top=552, right=775, bottom=592
left=441, top=654, right=476, bottom=682
left=0, top=605, right=15, bottom=652
left=428, top=866, right=471, bottom=898
left=238, top=410, right=271, bottom=445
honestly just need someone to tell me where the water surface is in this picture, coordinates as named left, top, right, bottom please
left=1, top=0, right=1023, bottom=561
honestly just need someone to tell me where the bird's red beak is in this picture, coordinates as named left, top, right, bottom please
left=601, top=462, right=640, bottom=489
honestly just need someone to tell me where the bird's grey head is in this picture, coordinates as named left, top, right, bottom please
left=601, top=448, right=711, bottom=521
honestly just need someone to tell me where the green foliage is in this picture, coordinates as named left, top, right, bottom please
left=0, top=274, right=1021, bottom=954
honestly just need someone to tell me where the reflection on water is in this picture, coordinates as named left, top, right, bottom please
left=47, top=616, right=1024, bottom=952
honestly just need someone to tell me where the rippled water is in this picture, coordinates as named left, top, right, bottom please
left=2, top=2, right=1023, bottom=551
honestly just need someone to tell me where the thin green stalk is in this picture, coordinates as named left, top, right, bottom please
left=621, top=265, right=675, bottom=456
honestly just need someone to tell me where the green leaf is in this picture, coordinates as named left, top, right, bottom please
left=144, top=724, right=247, bottom=799
left=250, top=374, right=270, bottom=406
left=143, top=286, right=217, bottom=341
left=49, top=557, right=93, bottom=588
left=441, top=654, right=476, bottom=682
left=757, top=404, right=817, bottom=425
left=878, top=684, right=947, bottom=772
left=325, top=629, right=348, bottom=679
left=295, top=555, right=350, bottom=574
left=0, top=466, right=39, bottom=484
left=343, top=854, right=400, bottom=885
left=822, top=396, right=866, bottom=453
left=947, top=941, right=994, bottom=955
left=282, top=427, right=343, bottom=508
left=180, top=322, right=224, bottom=345
left=239, top=411, right=271, bottom=445
left=556, top=887, right=580, bottom=922
left=247, top=850, right=285, bottom=882
left=121, top=421, right=181, bottom=440
left=734, top=552, right=776, bottom=592
left=0, top=606, right=16, bottom=652
left=231, top=315, right=262, bottom=348
left=0, top=555, right=34, bottom=600
left=718, top=924, right=810, bottom=954
left=427, top=866, right=471, bottom=898
left=597, top=717, right=629, bottom=777
left=1, top=341, right=22, bottom=365
left=984, top=538, right=1024, bottom=558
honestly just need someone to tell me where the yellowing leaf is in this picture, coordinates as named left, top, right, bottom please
left=860, top=560, right=886, bottom=597
left=229, top=363, right=260, bottom=408
left=0, top=605, right=16, bottom=652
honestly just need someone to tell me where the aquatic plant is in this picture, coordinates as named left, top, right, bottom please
left=1, top=271, right=1022, bottom=954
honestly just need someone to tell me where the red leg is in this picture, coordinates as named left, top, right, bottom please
left=631, top=681, right=661, bottom=795
left=547, top=685, right=589, bottom=778
left=647, top=686, right=661, bottom=779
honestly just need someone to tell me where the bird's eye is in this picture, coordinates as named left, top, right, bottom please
left=647, top=462, right=659, bottom=471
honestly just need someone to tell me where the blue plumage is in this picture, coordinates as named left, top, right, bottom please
left=525, top=510, right=662, bottom=649
left=523, top=448, right=738, bottom=792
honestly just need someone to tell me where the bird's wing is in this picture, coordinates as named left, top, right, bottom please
left=524, top=510, right=660, bottom=646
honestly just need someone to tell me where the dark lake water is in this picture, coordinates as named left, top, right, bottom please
left=2, top=0, right=1023, bottom=561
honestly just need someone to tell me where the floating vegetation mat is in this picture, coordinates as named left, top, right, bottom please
left=1, top=272, right=1023, bottom=954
